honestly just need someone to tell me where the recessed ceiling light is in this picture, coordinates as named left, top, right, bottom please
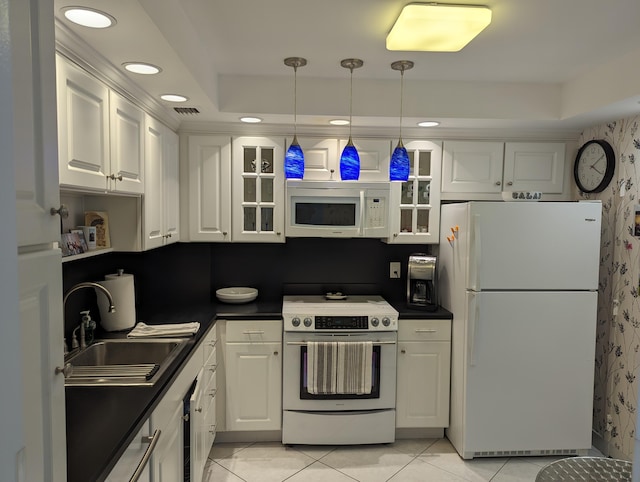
left=123, top=62, right=162, bottom=75
left=160, top=94, right=188, bottom=102
left=62, top=7, right=116, bottom=29
left=387, top=4, right=491, bottom=52
left=329, top=119, right=350, bottom=126
left=240, top=117, right=263, bottom=123
left=417, top=121, right=440, bottom=127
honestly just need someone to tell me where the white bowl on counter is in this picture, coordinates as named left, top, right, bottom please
left=216, top=287, right=258, bottom=304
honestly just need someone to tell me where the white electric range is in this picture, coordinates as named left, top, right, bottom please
left=281, top=294, right=399, bottom=445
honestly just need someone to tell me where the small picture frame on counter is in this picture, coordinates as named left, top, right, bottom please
left=84, top=211, right=111, bottom=248
left=69, top=229, right=89, bottom=252
left=61, top=232, right=85, bottom=257
left=635, top=205, right=640, bottom=237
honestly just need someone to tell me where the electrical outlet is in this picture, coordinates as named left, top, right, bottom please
left=390, top=262, right=401, bottom=279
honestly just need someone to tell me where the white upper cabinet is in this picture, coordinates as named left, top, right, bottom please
left=109, top=92, right=145, bottom=194
left=294, top=137, right=391, bottom=181
left=232, top=136, right=285, bottom=242
left=442, top=140, right=566, bottom=199
left=183, top=135, right=232, bottom=242
left=441, top=141, right=504, bottom=194
left=56, top=54, right=144, bottom=194
left=503, top=142, right=565, bottom=193
left=338, top=138, right=392, bottom=181
left=388, top=140, right=442, bottom=244
left=56, top=54, right=110, bottom=191
left=293, top=138, right=340, bottom=180
left=143, top=115, right=179, bottom=250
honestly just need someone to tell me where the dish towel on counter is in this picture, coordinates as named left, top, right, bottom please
left=307, top=341, right=373, bottom=395
left=127, top=321, right=200, bottom=338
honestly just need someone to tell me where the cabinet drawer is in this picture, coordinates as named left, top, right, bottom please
left=202, top=327, right=218, bottom=364
left=398, top=319, right=451, bottom=341
left=203, top=367, right=217, bottom=400
left=204, top=344, right=217, bottom=378
left=226, top=319, right=282, bottom=342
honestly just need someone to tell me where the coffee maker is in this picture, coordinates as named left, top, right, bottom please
left=407, top=253, right=438, bottom=311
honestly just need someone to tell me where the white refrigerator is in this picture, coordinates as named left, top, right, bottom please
left=438, top=201, right=601, bottom=460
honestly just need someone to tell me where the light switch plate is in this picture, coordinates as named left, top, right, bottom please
left=390, top=262, right=401, bottom=279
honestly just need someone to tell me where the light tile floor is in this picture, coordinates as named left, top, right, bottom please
left=204, top=438, right=604, bottom=482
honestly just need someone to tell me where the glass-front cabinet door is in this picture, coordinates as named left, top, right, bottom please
left=232, top=136, right=285, bottom=242
left=388, top=140, right=442, bottom=244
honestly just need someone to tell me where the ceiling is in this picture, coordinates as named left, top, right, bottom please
left=53, top=0, right=640, bottom=137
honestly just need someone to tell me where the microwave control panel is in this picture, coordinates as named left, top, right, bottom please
left=366, top=197, right=386, bottom=228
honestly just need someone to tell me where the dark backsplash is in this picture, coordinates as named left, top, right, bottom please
left=62, top=239, right=431, bottom=335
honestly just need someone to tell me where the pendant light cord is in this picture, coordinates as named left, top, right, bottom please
left=293, top=65, right=298, bottom=136
left=348, top=67, right=354, bottom=138
left=399, top=68, right=404, bottom=141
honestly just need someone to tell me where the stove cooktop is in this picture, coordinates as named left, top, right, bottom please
left=282, top=295, right=398, bottom=332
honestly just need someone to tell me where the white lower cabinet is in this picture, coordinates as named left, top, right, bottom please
left=105, top=420, right=152, bottom=482
left=104, top=325, right=217, bottom=482
left=224, top=319, right=282, bottom=431
left=396, top=319, right=451, bottom=428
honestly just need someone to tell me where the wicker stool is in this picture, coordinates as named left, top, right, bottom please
left=535, top=456, right=632, bottom=481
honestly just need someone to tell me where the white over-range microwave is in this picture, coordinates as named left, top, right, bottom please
left=285, top=181, right=390, bottom=238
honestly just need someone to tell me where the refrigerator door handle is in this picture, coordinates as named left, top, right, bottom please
left=470, top=214, right=481, bottom=291
left=468, top=292, right=480, bottom=367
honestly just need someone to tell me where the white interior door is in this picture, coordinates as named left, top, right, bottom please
left=464, top=291, right=597, bottom=454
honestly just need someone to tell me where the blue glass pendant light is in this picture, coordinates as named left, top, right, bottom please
left=389, top=60, right=414, bottom=181
left=339, top=58, right=364, bottom=181
left=284, top=57, right=307, bottom=179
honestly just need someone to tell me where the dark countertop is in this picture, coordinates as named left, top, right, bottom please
left=65, top=298, right=450, bottom=481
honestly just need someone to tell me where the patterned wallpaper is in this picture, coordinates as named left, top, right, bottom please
left=579, top=116, right=640, bottom=460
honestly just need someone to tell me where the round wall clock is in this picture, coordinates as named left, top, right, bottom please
left=573, top=139, right=615, bottom=193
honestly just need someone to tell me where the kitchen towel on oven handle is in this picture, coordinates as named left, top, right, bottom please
left=307, top=341, right=372, bottom=395
left=307, top=342, right=337, bottom=395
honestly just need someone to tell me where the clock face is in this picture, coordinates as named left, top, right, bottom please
left=574, top=140, right=615, bottom=193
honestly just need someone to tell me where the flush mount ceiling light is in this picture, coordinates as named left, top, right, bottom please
left=330, top=119, right=350, bottom=126
left=123, top=62, right=162, bottom=75
left=62, top=7, right=116, bottom=28
left=240, top=116, right=262, bottom=123
left=283, top=57, right=307, bottom=179
left=418, top=120, right=440, bottom=127
left=386, top=3, right=492, bottom=52
left=160, top=94, right=188, bottom=102
left=339, top=58, right=364, bottom=181
left=389, top=60, right=413, bottom=182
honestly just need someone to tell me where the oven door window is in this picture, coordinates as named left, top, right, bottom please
left=299, top=345, right=381, bottom=400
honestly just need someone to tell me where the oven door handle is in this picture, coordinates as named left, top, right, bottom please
left=286, top=340, right=396, bottom=345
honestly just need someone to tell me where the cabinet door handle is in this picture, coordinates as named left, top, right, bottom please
left=495, top=181, right=501, bottom=186
left=415, top=329, right=437, bottom=333
left=400, top=349, right=406, bottom=354
left=131, top=429, right=161, bottom=482
left=194, top=407, right=203, bottom=413
left=55, top=363, right=73, bottom=377
left=274, top=351, right=279, bottom=356
left=50, top=205, right=69, bottom=219
left=243, top=330, right=264, bottom=335
left=222, top=231, right=228, bottom=236
left=507, top=181, right=513, bottom=186
left=109, top=173, right=123, bottom=181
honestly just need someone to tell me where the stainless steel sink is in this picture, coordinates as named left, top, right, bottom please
left=64, top=338, right=189, bottom=386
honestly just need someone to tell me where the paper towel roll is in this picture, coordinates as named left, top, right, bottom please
left=95, top=271, right=136, bottom=332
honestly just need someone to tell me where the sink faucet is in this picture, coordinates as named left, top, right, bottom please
left=64, top=282, right=116, bottom=350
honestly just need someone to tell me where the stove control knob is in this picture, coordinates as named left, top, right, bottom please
left=382, top=317, right=391, bottom=327
left=291, top=317, right=301, bottom=327
left=371, top=317, right=379, bottom=327
left=303, top=317, right=313, bottom=327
